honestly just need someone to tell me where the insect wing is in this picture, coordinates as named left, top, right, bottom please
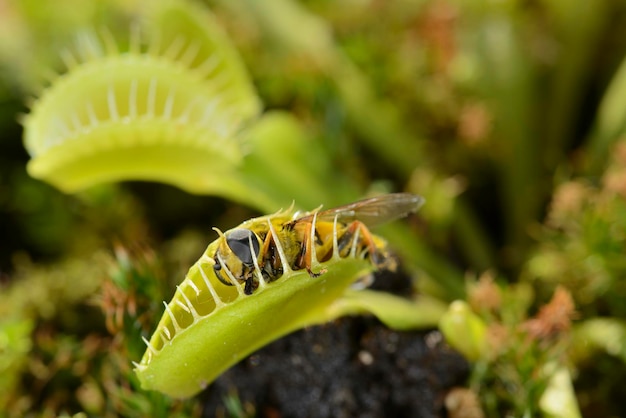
left=294, top=193, right=424, bottom=228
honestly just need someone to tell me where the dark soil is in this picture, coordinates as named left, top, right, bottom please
left=201, top=270, right=470, bottom=418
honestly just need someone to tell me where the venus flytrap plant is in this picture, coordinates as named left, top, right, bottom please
left=136, top=253, right=372, bottom=398
left=19, top=0, right=363, bottom=214
left=22, top=0, right=261, bottom=196
left=134, top=194, right=437, bottom=398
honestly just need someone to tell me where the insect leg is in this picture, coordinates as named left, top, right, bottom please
left=244, top=278, right=256, bottom=295
left=336, top=221, right=384, bottom=266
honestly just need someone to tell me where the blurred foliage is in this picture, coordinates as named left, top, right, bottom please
left=1, top=0, right=626, bottom=416
left=528, top=143, right=626, bottom=318
left=442, top=276, right=577, bottom=417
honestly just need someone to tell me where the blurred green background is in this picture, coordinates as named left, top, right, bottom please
left=2, top=0, right=626, bottom=416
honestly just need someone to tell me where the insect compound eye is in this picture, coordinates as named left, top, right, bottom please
left=225, top=228, right=260, bottom=267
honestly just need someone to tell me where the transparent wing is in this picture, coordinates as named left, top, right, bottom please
left=293, top=193, right=424, bottom=228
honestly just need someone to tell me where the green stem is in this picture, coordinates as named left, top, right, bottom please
left=325, top=289, right=447, bottom=330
